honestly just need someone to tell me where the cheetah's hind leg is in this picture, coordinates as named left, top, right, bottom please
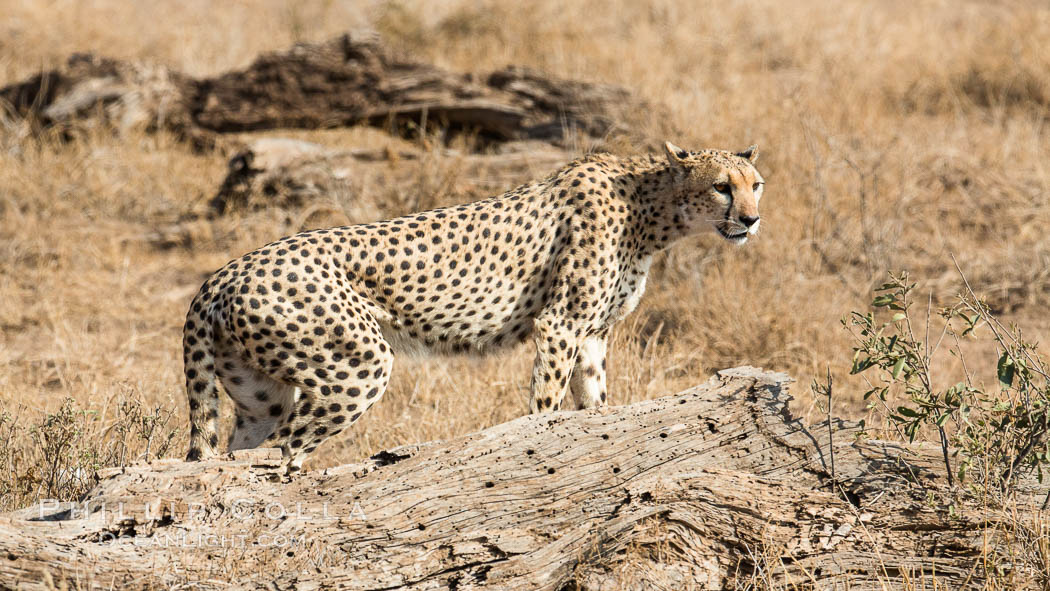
left=257, top=308, right=395, bottom=475
left=217, top=351, right=297, bottom=452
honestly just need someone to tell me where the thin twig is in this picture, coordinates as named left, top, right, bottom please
left=925, top=292, right=932, bottom=363
left=901, top=275, right=954, bottom=487
left=938, top=426, right=954, bottom=489
left=826, top=366, right=836, bottom=486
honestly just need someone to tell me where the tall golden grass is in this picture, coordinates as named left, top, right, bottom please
left=2, top=0, right=1049, bottom=528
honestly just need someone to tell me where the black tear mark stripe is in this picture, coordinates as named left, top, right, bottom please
left=724, top=185, right=734, bottom=224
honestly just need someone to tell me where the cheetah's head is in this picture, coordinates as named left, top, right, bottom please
left=663, top=141, right=765, bottom=245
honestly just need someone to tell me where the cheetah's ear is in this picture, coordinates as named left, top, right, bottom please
left=664, top=141, right=689, bottom=162
left=736, top=145, right=759, bottom=163
left=664, top=141, right=689, bottom=177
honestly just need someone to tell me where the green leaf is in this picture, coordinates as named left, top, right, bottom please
left=997, top=353, right=1015, bottom=389
left=891, top=357, right=907, bottom=379
left=892, top=313, right=906, bottom=322
left=897, top=406, right=921, bottom=418
left=850, top=354, right=873, bottom=375
left=872, top=294, right=895, bottom=308
left=964, top=315, right=981, bottom=336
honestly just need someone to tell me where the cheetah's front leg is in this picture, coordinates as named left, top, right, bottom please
left=570, top=335, right=608, bottom=409
left=528, top=316, right=579, bottom=413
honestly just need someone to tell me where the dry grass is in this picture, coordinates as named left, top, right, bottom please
left=2, top=0, right=1050, bottom=585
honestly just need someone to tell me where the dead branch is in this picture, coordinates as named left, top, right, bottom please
left=1, top=367, right=1045, bottom=590
left=0, top=33, right=649, bottom=151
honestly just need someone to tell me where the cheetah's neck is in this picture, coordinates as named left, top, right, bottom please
left=608, top=155, right=687, bottom=255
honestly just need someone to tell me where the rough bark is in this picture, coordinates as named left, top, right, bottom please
left=0, top=52, right=205, bottom=144
left=1, top=367, right=1045, bottom=590
left=0, top=33, right=647, bottom=150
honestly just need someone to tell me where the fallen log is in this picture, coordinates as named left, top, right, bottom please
left=207, top=137, right=573, bottom=214
left=1, top=367, right=1045, bottom=590
left=0, top=52, right=205, bottom=145
left=0, top=33, right=647, bottom=150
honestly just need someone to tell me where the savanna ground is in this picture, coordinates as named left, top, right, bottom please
left=1, top=0, right=1049, bottom=583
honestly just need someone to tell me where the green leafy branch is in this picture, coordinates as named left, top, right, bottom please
left=845, top=270, right=1050, bottom=502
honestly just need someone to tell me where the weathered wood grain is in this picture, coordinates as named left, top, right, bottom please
left=1, top=367, right=1045, bottom=590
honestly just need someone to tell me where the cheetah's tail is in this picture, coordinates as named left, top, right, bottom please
left=183, top=293, right=221, bottom=461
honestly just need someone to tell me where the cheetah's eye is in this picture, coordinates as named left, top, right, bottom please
left=753, top=182, right=762, bottom=191
left=712, top=183, right=730, bottom=194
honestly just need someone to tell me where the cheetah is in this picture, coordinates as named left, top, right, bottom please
left=183, top=142, right=765, bottom=472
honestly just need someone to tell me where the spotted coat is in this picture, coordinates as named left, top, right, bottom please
left=183, top=142, right=765, bottom=472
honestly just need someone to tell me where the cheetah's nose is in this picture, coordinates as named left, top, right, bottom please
left=738, top=215, right=760, bottom=228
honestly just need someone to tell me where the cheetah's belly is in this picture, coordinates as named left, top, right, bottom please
left=372, top=283, right=544, bottom=357
left=376, top=314, right=538, bottom=357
